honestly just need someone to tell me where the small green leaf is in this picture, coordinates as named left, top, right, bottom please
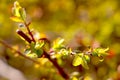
left=35, top=49, right=43, bottom=58
left=24, top=48, right=31, bottom=54
left=35, top=41, right=45, bottom=49
left=55, top=53, right=62, bottom=58
left=92, top=47, right=109, bottom=57
left=72, top=54, right=83, bottom=66
left=53, top=38, right=64, bottom=50
left=11, top=1, right=26, bottom=22
left=73, top=53, right=89, bottom=69
left=26, top=53, right=37, bottom=58
left=57, top=38, right=64, bottom=45
left=60, top=49, right=69, bottom=56
left=13, top=1, right=22, bottom=17
left=14, top=1, right=21, bottom=8
left=82, top=56, right=89, bottom=69
left=91, top=51, right=98, bottom=56
left=19, top=8, right=26, bottom=21
left=84, top=55, right=90, bottom=62
left=10, top=16, right=24, bottom=22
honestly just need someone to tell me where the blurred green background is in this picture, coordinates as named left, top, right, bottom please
left=0, top=0, right=120, bottom=80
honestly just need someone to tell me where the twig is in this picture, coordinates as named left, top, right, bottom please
left=43, top=51, right=69, bottom=79
left=0, top=39, right=39, bottom=64
left=24, top=22, right=35, bottom=42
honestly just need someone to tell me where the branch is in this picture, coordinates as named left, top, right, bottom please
left=0, top=39, right=69, bottom=79
left=43, top=51, right=69, bottom=79
left=0, top=39, right=39, bottom=64
left=24, top=22, right=35, bottom=42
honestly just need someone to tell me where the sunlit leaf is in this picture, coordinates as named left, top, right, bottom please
left=13, top=1, right=22, bottom=17
left=73, top=53, right=89, bottom=69
left=53, top=38, right=65, bottom=50
left=72, top=54, right=83, bottom=66
left=14, top=1, right=21, bottom=9
left=35, top=41, right=45, bottom=49
left=97, top=48, right=109, bottom=56
left=71, top=77, right=78, bottom=80
left=82, top=56, right=89, bottom=69
left=26, top=53, right=37, bottom=58
left=19, top=8, right=26, bottom=21
left=10, top=16, right=24, bottom=22
left=92, top=47, right=109, bottom=57
left=57, top=38, right=64, bottom=45
left=11, top=1, right=26, bottom=22
left=60, top=49, right=69, bottom=56
left=24, top=48, right=31, bottom=54
left=54, top=52, right=62, bottom=58
left=84, top=55, right=90, bottom=62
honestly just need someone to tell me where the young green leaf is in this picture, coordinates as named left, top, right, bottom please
left=26, top=53, right=38, bottom=58
left=82, top=56, right=89, bottom=69
left=73, top=53, right=89, bottom=69
left=35, top=41, right=45, bottom=49
left=53, top=38, right=64, bottom=50
left=12, top=1, right=22, bottom=17
left=84, top=55, right=90, bottom=62
left=10, top=16, right=24, bottom=22
left=35, top=49, right=43, bottom=58
left=19, top=8, right=26, bottom=21
left=92, top=47, right=109, bottom=57
left=73, top=56, right=82, bottom=66
left=24, top=48, right=31, bottom=54
left=72, top=54, right=83, bottom=66
left=11, top=1, right=26, bottom=22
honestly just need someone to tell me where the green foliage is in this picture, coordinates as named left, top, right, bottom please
left=0, top=0, right=120, bottom=80
left=52, top=38, right=65, bottom=50
left=72, top=47, right=108, bottom=69
left=10, top=1, right=26, bottom=22
left=9, top=2, right=109, bottom=79
left=92, top=48, right=109, bottom=62
left=72, top=53, right=89, bottom=69
left=24, top=41, right=44, bottom=58
left=92, top=48, right=109, bottom=57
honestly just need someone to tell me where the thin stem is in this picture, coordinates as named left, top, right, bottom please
left=43, top=51, right=69, bottom=79
left=24, top=22, right=35, bottom=42
left=0, top=39, right=39, bottom=64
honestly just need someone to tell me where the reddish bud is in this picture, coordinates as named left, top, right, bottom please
left=16, top=29, right=32, bottom=43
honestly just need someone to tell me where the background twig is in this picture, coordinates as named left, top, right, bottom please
left=0, top=39, right=39, bottom=64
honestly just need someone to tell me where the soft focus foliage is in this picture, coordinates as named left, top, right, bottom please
left=0, top=0, right=120, bottom=80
